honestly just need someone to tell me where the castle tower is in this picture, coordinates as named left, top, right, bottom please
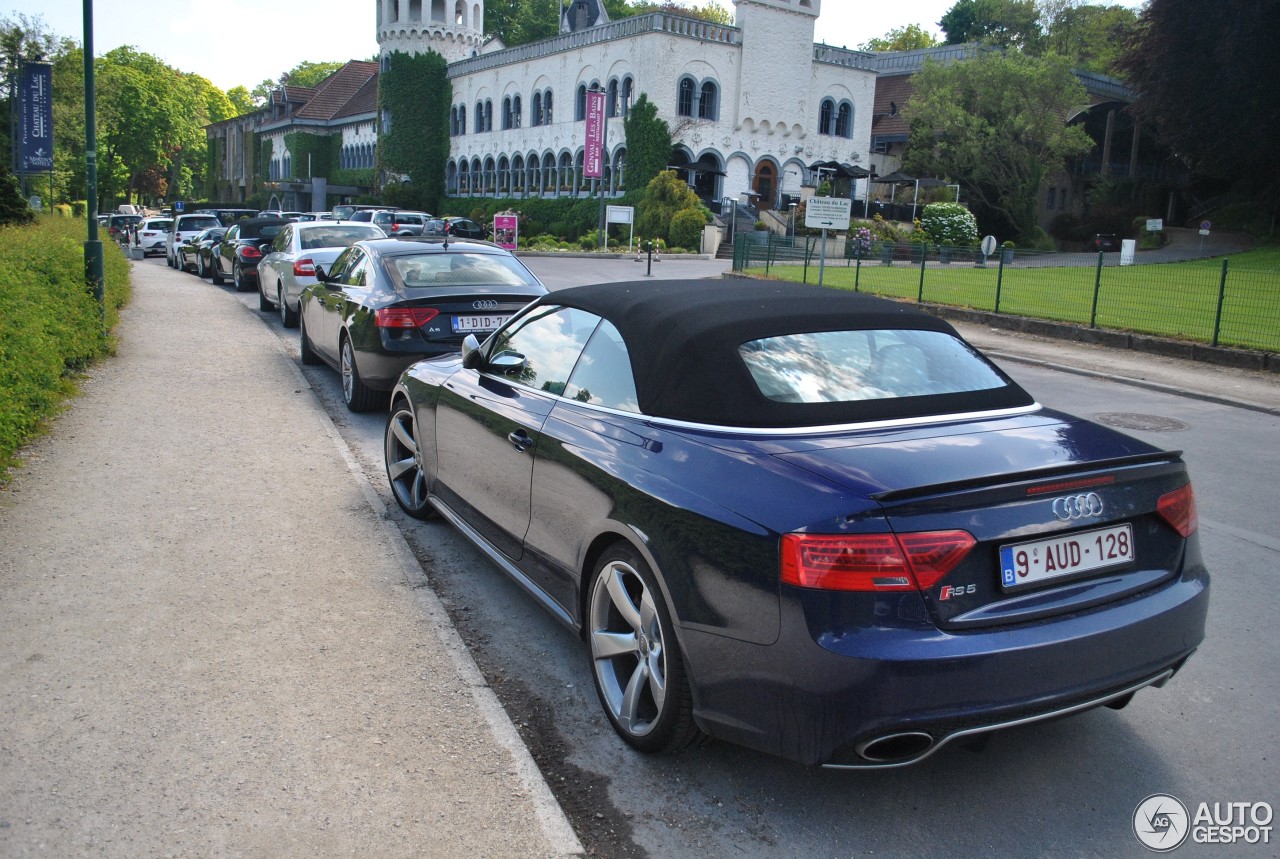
left=377, top=0, right=485, bottom=63
left=731, top=0, right=821, bottom=126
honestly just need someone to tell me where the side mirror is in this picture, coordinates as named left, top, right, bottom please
left=488, top=352, right=527, bottom=374
left=461, top=334, right=482, bottom=370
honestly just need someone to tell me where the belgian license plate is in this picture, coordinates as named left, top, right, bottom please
left=999, top=524, right=1133, bottom=590
left=452, top=314, right=508, bottom=333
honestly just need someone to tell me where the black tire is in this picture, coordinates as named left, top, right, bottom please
left=586, top=544, right=701, bottom=754
left=210, top=259, right=224, bottom=285
left=258, top=281, right=272, bottom=312
left=196, top=254, right=207, bottom=278
left=298, top=313, right=321, bottom=366
left=340, top=335, right=382, bottom=412
left=279, top=284, right=299, bottom=328
left=233, top=265, right=247, bottom=292
left=384, top=399, right=435, bottom=520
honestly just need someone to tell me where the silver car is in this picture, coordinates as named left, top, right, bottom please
left=256, top=221, right=386, bottom=327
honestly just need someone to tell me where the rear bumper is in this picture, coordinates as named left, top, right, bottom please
left=680, top=566, right=1209, bottom=767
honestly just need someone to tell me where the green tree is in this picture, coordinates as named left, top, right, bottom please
left=1117, top=0, right=1280, bottom=198
left=622, top=93, right=671, bottom=194
left=0, top=162, right=34, bottom=225
left=940, top=0, right=1044, bottom=51
left=484, top=0, right=563, bottom=45
left=1041, top=2, right=1138, bottom=73
left=226, top=85, right=256, bottom=116
left=902, top=50, right=1092, bottom=242
left=636, top=169, right=703, bottom=244
left=860, top=24, right=940, bottom=52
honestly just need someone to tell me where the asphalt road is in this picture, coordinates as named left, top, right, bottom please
left=145, top=252, right=1278, bottom=858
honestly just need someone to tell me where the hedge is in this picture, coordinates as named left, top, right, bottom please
left=0, top=216, right=132, bottom=481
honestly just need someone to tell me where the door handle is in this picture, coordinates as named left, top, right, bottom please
left=507, top=429, right=533, bottom=452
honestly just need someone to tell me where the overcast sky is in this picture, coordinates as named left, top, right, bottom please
left=6, top=1, right=1140, bottom=93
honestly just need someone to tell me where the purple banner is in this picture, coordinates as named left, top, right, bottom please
left=20, top=62, right=54, bottom=173
left=583, top=90, right=605, bottom=179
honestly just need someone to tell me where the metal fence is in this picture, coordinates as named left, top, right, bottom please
left=734, top=235, right=1280, bottom=353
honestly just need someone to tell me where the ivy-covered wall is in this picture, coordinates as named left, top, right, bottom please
left=283, top=132, right=338, bottom=180
left=378, top=50, right=451, bottom=213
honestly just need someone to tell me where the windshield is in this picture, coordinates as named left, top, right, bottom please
left=389, top=252, right=540, bottom=289
left=738, top=329, right=1008, bottom=403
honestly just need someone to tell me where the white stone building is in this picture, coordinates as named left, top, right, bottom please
left=379, top=0, right=879, bottom=212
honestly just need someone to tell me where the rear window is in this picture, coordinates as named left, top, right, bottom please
left=388, top=252, right=539, bottom=289
left=738, top=329, right=1007, bottom=403
left=142, top=220, right=172, bottom=231
left=300, top=226, right=383, bottom=250
left=177, top=216, right=220, bottom=232
left=240, top=222, right=288, bottom=240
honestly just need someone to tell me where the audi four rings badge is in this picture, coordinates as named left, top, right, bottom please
left=1052, top=492, right=1105, bottom=521
left=473, top=299, right=498, bottom=310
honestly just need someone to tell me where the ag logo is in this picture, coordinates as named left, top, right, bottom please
left=1134, top=794, right=1190, bottom=851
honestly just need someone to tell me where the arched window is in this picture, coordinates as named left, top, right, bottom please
left=484, top=99, right=493, bottom=132
left=532, top=93, right=543, bottom=127
left=607, top=79, right=619, bottom=118
left=513, top=94, right=522, bottom=128
left=576, top=83, right=587, bottom=121
left=475, top=100, right=484, bottom=132
left=677, top=77, right=695, bottom=117
left=698, top=81, right=718, bottom=120
left=836, top=102, right=852, bottom=138
left=458, top=104, right=466, bottom=135
left=544, top=89, right=553, bottom=123
left=819, top=98, right=835, bottom=136
left=282, top=154, right=291, bottom=178
left=503, top=97, right=512, bottom=130
left=622, top=77, right=634, bottom=116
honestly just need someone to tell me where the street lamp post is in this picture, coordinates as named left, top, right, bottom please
left=83, top=0, right=105, bottom=323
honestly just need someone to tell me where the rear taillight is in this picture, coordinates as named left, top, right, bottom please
left=780, top=530, right=975, bottom=592
left=1157, top=483, right=1198, bottom=538
left=293, top=257, right=316, bottom=277
left=375, top=307, right=439, bottom=328
left=240, top=246, right=262, bottom=260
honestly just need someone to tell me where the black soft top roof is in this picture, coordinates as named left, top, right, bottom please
left=538, top=279, right=1033, bottom=427
left=233, top=217, right=291, bottom=238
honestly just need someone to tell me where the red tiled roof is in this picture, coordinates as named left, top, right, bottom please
left=296, top=61, right=380, bottom=121
left=333, top=73, right=380, bottom=120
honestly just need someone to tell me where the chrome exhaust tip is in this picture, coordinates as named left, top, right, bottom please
left=857, top=731, right=934, bottom=764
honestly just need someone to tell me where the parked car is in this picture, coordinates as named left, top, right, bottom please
left=178, top=227, right=227, bottom=277
left=1087, top=233, right=1120, bottom=252
left=107, top=213, right=142, bottom=244
left=166, top=213, right=224, bottom=269
left=208, top=217, right=291, bottom=289
left=210, top=208, right=259, bottom=227
left=441, top=217, right=487, bottom=239
left=133, top=217, right=173, bottom=256
left=295, top=212, right=335, bottom=222
left=257, top=221, right=386, bottom=327
left=297, top=237, right=547, bottom=411
left=371, top=210, right=432, bottom=236
left=332, top=204, right=394, bottom=221
left=383, top=279, right=1208, bottom=767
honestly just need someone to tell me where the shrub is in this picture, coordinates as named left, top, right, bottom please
left=669, top=208, right=707, bottom=251
left=0, top=216, right=131, bottom=481
left=919, top=202, right=979, bottom=247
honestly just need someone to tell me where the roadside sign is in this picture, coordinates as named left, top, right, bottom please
left=804, top=196, right=851, bottom=231
left=1146, top=219, right=1163, bottom=231
left=1199, top=219, right=1211, bottom=236
left=605, top=205, right=633, bottom=225
left=980, top=235, right=997, bottom=256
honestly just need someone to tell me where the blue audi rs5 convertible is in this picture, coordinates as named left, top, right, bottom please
left=383, top=279, right=1208, bottom=767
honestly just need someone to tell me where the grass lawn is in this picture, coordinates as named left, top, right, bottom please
left=746, top=243, right=1280, bottom=352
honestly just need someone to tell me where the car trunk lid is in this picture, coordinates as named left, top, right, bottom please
left=774, top=411, right=1193, bottom=629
